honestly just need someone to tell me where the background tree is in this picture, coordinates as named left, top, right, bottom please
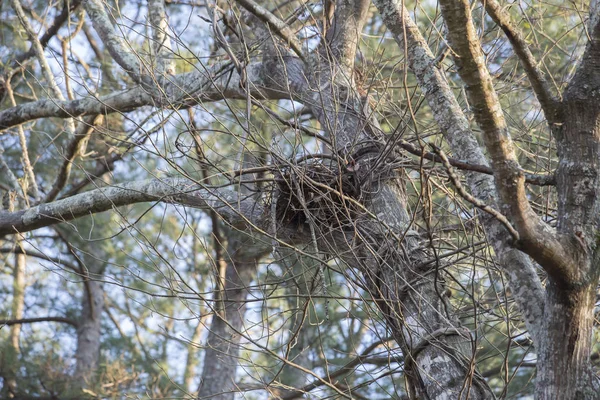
left=0, top=0, right=599, bottom=399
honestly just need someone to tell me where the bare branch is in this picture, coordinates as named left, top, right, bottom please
left=44, top=115, right=105, bottom=203
left=0, top=178, right=260, bottom=237
left=0, top=317, right=78, bottom=328
left=10, top=0, right=68, bottom=101
left=397, top=139, right=555, bottom=186
left=322, top=0, right=369, bottom=74
left=0, top=247, right=80, bottom=273
left=8, top=0, right=82, bottom=70
left=233, top=0, right=305, bottom=60
left=431, top=145, right=519, bottom=240
left=0, top=58, right=305, bottom=131
left=439, top=0, right=577, bottom=283
left=83, top=0, right=145, bottom=83
left=482, top=0, right=560, bottom=124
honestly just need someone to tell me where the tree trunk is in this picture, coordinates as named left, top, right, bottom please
left=283, top=1, right=495, bottom=393
left=1, top=239, right=26, bottom=397
left=198, top=232, right=264, bottom=399
left=536, top=39, right=600, bottom=397
left=74, top=277, right=105, bottom=389
left=535, top=281, right=597, bottom=399
left=362, top=184, right=492, bottom=399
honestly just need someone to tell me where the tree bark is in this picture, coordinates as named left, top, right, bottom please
left=74, top=278, right=105, bottom=389
left=1, top=238, right=26, bottom=398
left=372, top=0, right=545, bottom=344
left=535, top=281, right=597, bottom=399
left=198, top=232, right=265, bottom=399
left=534, top=19, right=600, bottom=397
left=278, top=1, right=495, bottom=397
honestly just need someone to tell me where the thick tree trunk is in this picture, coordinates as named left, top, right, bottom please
left=535, top=281, right=597, bottom=399
left=280, top=2, right=494, bottom=394
left=537, top=35, right=600, bottom=397
left=198, top=233, right=263, bottom=400
left=363, top=184, right=491, bottom=399
left=74, top=278, right=105, bottom=389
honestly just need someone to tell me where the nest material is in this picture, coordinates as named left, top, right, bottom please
left=274, top=159, right=368, bottom=231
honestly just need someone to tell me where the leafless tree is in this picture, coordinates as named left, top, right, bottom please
left=1, top=0, right=599, bottom=399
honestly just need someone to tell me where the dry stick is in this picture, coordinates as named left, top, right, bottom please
left=431, top=144, right=520, bottom=241
left=397, top=139, right=555, bottom=186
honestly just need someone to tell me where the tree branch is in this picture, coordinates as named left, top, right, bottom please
left=0, top=178, right=260, bottom=237
left=373, top=0, right=546, bottom=340
left=83, top=0, right=145, bottom=83
left=0, top=247, right=80, bottom=273
left=8, top=0, right=81, bottom=70
left=397, top=139, right=555, bottom=186
left=44, top=115, right=104, bottom=203
left=0, top=316, right=78, bottom=328
left=439, top=0, right=577, bottom=284
left=482, top=0, right=560, bottom=124
left=0, top=58, right=304, bottom=131
left=233, top=0, right=305, bottom=60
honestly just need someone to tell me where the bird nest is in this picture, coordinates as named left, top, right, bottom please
left=273, top=157, right=371, bottom=231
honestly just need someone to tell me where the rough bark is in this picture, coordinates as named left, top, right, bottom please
left=1, top=239, right=26, bottom=397
left=373, top=0, right=545, bottom=344
left=74, top=278, right=104, bottom=388
left=276, top=1, right=494, bottom=397
left=0, top=179, right=264, bottom=237
left=0, top=59, right=300, bottom=131
left=532, top=14, right=600, bottom=399
left=439, top=0, right=577, bottom=283
left=535, top=281, right=598, bottom=399
left=198, top=232, right=264, bottom=399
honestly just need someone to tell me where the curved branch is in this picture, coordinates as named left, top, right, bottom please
left=44, top=115, right=104, bottom=203
left=439, top=0, right=577, bottom=283
left=83, top=0, right=144, bottom=83
left=0, top=178, right=259, bottom=236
